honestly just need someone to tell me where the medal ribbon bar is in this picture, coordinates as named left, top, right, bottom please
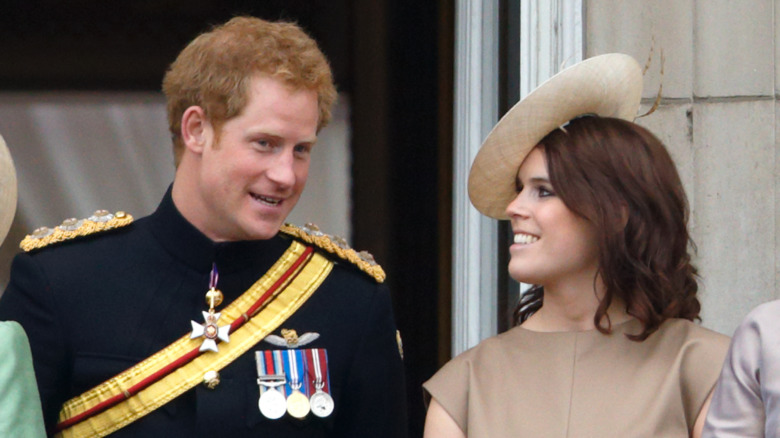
left=284, top=349, right=307, bottom=394
left=305, top=348, right=331, bottom=394
left=256, top=351, right=286, bottom=390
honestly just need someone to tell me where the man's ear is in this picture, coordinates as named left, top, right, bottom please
left=181, top=106, right=212, bottom=155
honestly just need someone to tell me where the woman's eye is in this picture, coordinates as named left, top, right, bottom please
left=538, top=186, right=555, bottom=197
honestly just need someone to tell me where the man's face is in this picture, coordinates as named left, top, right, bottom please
left=193, top=75, right=319, bottom=241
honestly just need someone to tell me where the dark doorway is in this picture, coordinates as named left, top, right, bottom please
left=351, top=1, right=454, bottom=435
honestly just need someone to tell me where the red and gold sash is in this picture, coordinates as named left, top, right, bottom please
left=55, top=240, right=333, bottom=438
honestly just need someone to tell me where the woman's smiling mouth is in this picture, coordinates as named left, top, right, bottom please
left=514, top=232, right=539, bottom=245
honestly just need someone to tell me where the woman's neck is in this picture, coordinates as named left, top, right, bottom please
left=520, top=275, right=631, bottom=332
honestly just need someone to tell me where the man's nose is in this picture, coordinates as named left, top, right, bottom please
left=266, top=149, right=297, bottom=188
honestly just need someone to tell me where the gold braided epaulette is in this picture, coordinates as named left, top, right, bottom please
left=20, top=210, right=134, bottom=252
left=279, top=223, right=386, bottom=283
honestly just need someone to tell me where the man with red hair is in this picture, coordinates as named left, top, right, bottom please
left=0, top=17, right=407, bottom=438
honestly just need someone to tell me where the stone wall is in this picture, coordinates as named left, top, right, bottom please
left=586, top=0, right=778, bottom=335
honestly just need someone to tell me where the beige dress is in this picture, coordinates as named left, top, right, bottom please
left=424, top=318, right=729, bottom=438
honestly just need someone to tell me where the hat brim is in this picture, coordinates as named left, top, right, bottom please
left=468, top=53, right=643, bottom=219
left=0, top=134, right=17, bottom=245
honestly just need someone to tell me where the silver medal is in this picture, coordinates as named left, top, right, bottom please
left=259, top=387, right=287, bottom=419
left=309, top=387, right=335, bottom=418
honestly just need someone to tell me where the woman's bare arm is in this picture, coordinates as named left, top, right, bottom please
left=423, top=398, right=466, bottom=438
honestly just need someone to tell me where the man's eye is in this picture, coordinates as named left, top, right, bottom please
left=294, top=144, right=312, bottom=155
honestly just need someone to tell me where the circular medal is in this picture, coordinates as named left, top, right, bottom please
left=309, top=390, right=335, bottom=418
left=286, top=389, right=311, bottom=418
left=258, top=388, right=287, bottom=419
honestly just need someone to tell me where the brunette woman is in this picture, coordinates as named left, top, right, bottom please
left=423, top=54, right=729, bottom=438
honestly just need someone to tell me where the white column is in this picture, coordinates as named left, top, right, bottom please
left=520, top=0, right=583, bottom=98
left=452, top=0, right=499, bottom=355
left=452, top=0, right=583, bottom=356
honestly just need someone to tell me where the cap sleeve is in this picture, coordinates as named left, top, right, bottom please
left=422, top=351, right=473, bottom=433
left=679, top=324, right=731, bottom=428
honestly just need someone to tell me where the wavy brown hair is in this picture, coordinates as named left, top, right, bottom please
left=162, top=16, right=337, bottom=167
left=514, top=116, right=700, bottom=341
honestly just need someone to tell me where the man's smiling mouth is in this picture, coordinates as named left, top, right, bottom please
left=251, top=193, right=281, bottom=206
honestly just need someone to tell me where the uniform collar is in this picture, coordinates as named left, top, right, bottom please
left=147, top=186, right=289, bottom=274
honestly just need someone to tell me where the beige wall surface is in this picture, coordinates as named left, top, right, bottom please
left=586, top=0, right=778, bottom=335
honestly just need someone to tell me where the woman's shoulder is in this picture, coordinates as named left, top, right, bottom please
left=438, top=325, right=570, bottom=377
left=454, top=326, right=541, bottom=359
left=423, top=327, right=545, bottom=409
left=0, top=319, right=22, bottom=334
left=726, top=300, right=780, bottom=351
left=0, top=320, right=28, bottom=350
left=657, top=318, right=729, bottom=341
left=650, top=318, right=731, bottom=362
left=740, top=299, right=780, bottom=329
left=0, top=321, right=37, bottom=374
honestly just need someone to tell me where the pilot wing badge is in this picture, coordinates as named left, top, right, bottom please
left=264, top=329, right=320, bottom=349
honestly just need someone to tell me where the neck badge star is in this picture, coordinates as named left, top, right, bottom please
left=190, top=264, right=230, bottom=353
left=191, top=310, right=230, bottom=352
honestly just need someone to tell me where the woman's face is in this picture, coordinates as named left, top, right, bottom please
left=505, top=147, right=600, bottom=286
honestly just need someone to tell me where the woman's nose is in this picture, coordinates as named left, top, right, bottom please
left=505, top=191, right=529, bottom=218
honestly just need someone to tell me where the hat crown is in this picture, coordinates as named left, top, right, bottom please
left=468, top=53, right=643, bottom=219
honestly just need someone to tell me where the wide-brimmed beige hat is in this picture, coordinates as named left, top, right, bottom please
left=0, top=133, right=17, bottom=245
left=468, top=53, right=643, bottom=219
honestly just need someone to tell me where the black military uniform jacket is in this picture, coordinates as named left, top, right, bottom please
left=0, top=189, right=408, bottom=437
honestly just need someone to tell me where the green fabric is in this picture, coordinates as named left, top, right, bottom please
left=0, top=321, right=46, bottom=437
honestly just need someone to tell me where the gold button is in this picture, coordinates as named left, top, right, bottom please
left=203, top=370, right=220, bottom=389
left=205, top=288, right=223, bottom=308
